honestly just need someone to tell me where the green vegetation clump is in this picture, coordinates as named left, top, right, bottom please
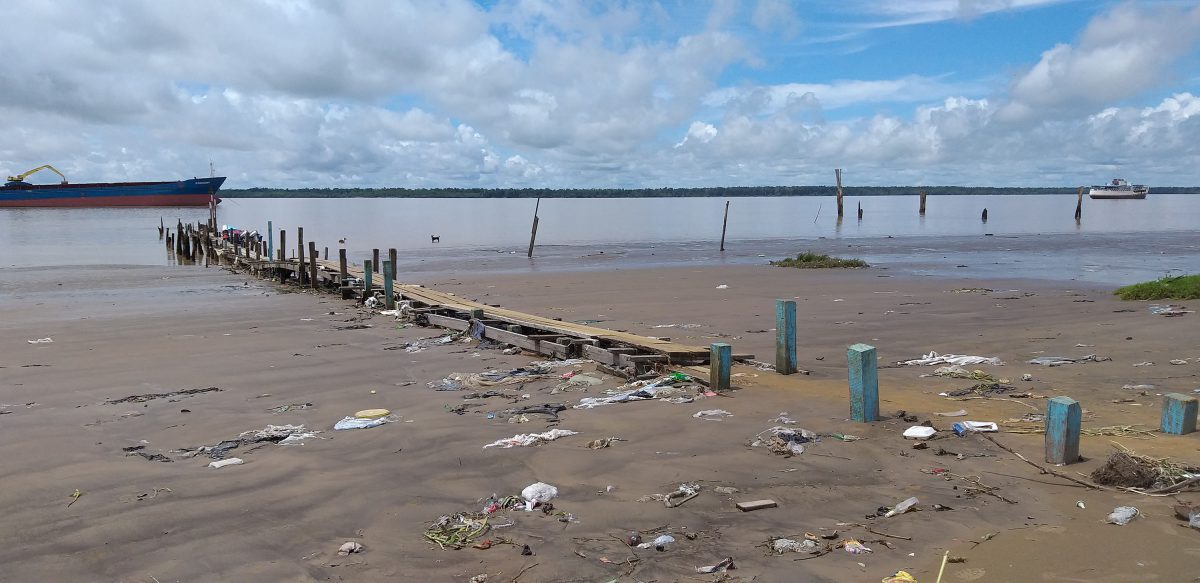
left=1114, top=275, right=1200, bottom=300
left=771, top=252, right=868, bottom=269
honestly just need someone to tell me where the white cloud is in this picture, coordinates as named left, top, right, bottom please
left=851, top=0, right=1076, bottom=28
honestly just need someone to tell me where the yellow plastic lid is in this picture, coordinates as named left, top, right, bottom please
left=354, top=408, right=390, bottom=419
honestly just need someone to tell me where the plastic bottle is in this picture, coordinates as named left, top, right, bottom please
left=884, top=497, right=918, bottom=517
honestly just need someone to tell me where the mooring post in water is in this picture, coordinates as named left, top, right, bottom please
left=363, top=260, right=373, bottom=296
left=919, top=191, right=927, bottom=215
left=981, top=208, right=988, bottom=222
left=297, top=227, right=305, bottom=283
left=279, top=229, right=287, bottom=261
left=1075, top=186, right=1083, bottom=222
left=719, top=200, right=729, bottom=252
left=710, top=343, right=731, bottom=392
left=775, top=300, right=797, bottom=375
left=857, top=201, right=863, bottom=220
left=847, top=343, right=879, bottom=422
left=382, top=260, right=395, bottom=309
left=322, top=246, right=327, bottom=260
left=372, top=249, right=379, bottom=273
left=338, top=248, right=348, bottom=284
left=835, top=168, right=844, bottom=218
left=1045, top=396, right=1081, bottom=464
left=1161, top=393, right=1198, bottom=435
left=267, top=220, right=273, bottom=260
left=159, top=216, right=164, bottom=237
left=307, top=241, right=317, bottom=289
left=388, top=248, right=397, bottom=278
left=527, top=198, right=541, bottom=258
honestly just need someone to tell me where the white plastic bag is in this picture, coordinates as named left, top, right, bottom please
left=521, top=482, right=558, bottom=511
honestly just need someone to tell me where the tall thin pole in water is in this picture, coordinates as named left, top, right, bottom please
left=719, top=200, right=730, bottom=252
left=1075, top=187, right=1084, bottom=222
left=835, top=168, right=844, bottom=218
left=527, top=198, right=541, bottom=258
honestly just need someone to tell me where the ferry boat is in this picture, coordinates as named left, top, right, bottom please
left=1089, top=178, right=1148, bottom=200
left=0, top=164, right=224, bottom=208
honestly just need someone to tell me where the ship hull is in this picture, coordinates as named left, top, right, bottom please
left=1089, top=191, right=1147, bottom=200
left=0, top=177, right=225, bottom=208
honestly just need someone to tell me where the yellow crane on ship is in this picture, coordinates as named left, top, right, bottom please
left=7, top=164, right=68, bottom=185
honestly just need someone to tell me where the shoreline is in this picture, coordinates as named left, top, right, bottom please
left=1, top=261, right=1198, bottom=581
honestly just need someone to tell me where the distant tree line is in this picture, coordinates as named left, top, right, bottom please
left=223, top=185, right=1200, bottom=198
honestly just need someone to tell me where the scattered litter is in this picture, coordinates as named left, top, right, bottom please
left=585, top=437, right=622, bottom=449
left=715, top=284, right=729, bottom=289
left=883, top=571, right=917, bottom=583
left=659, top=483, right=701, bottom=508
left=927, top=366, right=999, bottom=381
left=483, top=429, right=579, bottom=449
left=400, top=334, right=457, bottom=353
left=208, top=458, right=244, bottom=469
left=576, top=377, right=679, bottom=408
left=943, top=382, right=1013, bottom=397
left=1133, top=361, right=1154, bottom=367
left=337, top=541, right=364, bottom=556
left=772, top=412, right=797, bottom=424
left=1027, top=354, right=1111, bottom=366
left=653, top=323, right=703, bottom=329
left=1170, top=359, right=1189, bottom=365
left=751, top=426, right=817, bottom=456
left=900, top=352, right=1003, bottom=367
left=1091, top=448, right=1199, bottom=490
left=354, top=408, right=390, bottom=419
left=334, top=415, right=397, bottom=430
left=903, top=426, right=937, bottom=440
left=1149, top=304, right=1192, bottom=317
left=885, top=496, right=919, bottom=517
left=521, top=482, right=558, bottom=511
left=955, top=421, right=998, bottom=434
left=770, top=538, right=820, bottom=554
left=1106, top=506, right=1139, bottom=525
left=1021, top=373, right=1033, bottom=381
left=842, top=539, right=872, bottom=554
left=426, top=513, right=492, bottom=550
left=267, top=402, right=312, bottom=413
left=652, top=535, right=675, bottom=550
left=736, top=499, right=777, bottom=512
left=1122, top=384, right=1155, bottom=391
left=696, top=557, right=735, bottom=573
left=935, top=409, right=968, bottom=417
left=67, top=488, right=83, bottom=508
left=26, top=338, right=53, bottom=344
left=714, top=486, right=739, bottom=495
left=693, top=409, right=732, bottom=421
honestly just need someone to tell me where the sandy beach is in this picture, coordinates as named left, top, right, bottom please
left=2, top=261, right=1198, bottom=582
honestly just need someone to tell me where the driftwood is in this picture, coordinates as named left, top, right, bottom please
left=979, top=433, right=1109, bottom=491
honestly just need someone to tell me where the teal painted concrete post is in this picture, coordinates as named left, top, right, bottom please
left=382, top=260, right=395, bottom=310
left=267, top=220, right=273, bottom=260
left=363, top=260, right=373, bottom=294
left=847, top=343, right=878, bottom=422
left=775, top=299, right=797, bottom=374
left=710, top=343, right=731, bottom=392
left=1045, top=396, right=1082, bottom=464
left=1161, top=393, right=1198, bottom=435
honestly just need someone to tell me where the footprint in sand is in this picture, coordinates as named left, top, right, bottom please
left=955, top=568, right=986, bottom=581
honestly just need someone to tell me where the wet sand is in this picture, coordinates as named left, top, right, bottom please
left=1, top=263, right=1198, bottom=582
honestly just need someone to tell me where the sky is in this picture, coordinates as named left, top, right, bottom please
left=2, top=0, right=1200, bottom=189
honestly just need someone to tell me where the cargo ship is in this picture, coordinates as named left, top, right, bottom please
left=1089, top=178, right=1149, bottom=200
left=0, top=164, right=225, bottom=208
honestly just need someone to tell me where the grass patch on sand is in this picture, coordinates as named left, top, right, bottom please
left=1114, top=275, right=1200, bottom=300
left=771, top=252, right=867, bottom=269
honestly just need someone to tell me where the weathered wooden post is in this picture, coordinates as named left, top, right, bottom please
left=297, top=227, right=306, bottom=284
left=267, top=220, right=273, bottom=260
left=382, top=260, right=395, bottom=310
left=719, top=200, right=729, bottom=252
left=835, top=168, right=844, bottom=218
left=338, top=248, right=348, bottom=285
left=1045, top=396, right=1081, bottom=464
left=1074, top=187, right=1083, bottom=222
left=1161, top=393, right=1198, bottom=435
left=710, top=343, right=731, bottom=392
left=857, top=200, right=863, bottom=220
left=159, top=216, right=164, bottom=237
left=527, top=198, right=541, bottom=258
left=363, top=260, right=373, bottom=297
left=279, top=229, right=286, bottom=261
left=775, top=300, right=797, bottom=375
left=372, top=249, right=380, bottom=273
left=308, top=241, right=318, bottom=289
left=388, top=248, right=397, bottom=280
left=919, top=191, right=927, bottom=215
left=847, top=343, right=879, bottom=422
left=981, top=208, right=988, bottom=222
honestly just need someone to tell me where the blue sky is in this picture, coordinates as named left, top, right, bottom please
left=2, top=1, right=1200, bottom=187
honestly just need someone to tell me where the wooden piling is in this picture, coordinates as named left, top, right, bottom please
left=338, top=248, right=348, bottom=284
left=857, top=201, right=863, bottom=220
left=363, top=260, right=373, bottom=295
left=719, top=200, right=730, bottom=252
left=835, top=168, right=844, bottom=218
left=775, top=300, right=797, bottom=375
left=919, top=191, right=926, bottom=215
left=981, top=208, right=988, bottom=222
left=847, top=343, right=879, bottom=422
left=388, top=248, right=397, bottom=279
left=1161, top=393, right=1198, bottom=435
left=710, top=343, right=731, bottom=391
left=1045, top=396, right=1081, bottom=464
left=383, top=260, right=395, bottom=310
left=159, top=216, right=164, bottom=237
left=527, top=198, right=541, bottom=258
left=297, top=227, right=305, bottom=284
left=267, top=220, right=273, bottom=260
left=308, top=241, right=318, bottom=289
left=324, top=246, right=328, bottom=260
left=372, top=249, right=379, bottom=273
left=1074, top=187, right=1083, bottom=222
left=279, top=229, right=286, bottom=261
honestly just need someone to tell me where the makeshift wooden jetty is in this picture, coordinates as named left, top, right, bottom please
left=167, top=219, right=735, bottom=370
